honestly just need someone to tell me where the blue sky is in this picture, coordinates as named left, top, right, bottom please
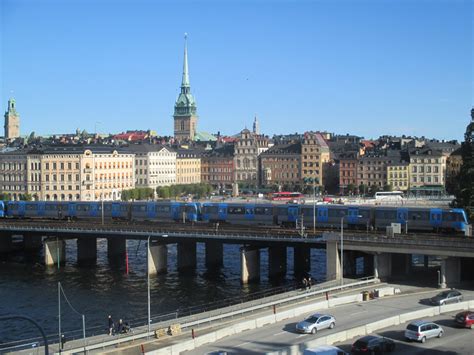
left=1, top=0, right=472, bottom=140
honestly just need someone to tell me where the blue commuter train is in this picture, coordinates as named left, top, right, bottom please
left=0, top=200, right=469, bottom=233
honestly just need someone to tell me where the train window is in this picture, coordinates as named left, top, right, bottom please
left=255, top=207, right=272, bottom=215
left=359, top=210, right=370, bottom=218
left=104, top=205, right=112, bottom=212
left=186, top=205, right=196, bottom=213
left=76, top=204, right=90, bottom=212
left=120, top=205, right=129, bottom=212
left=301, top=208, right=313, bottom=217
left=408, top=211, right=429, bottom=221
left=26, top=204, right=38, bottom=211
left=328, top=209, right=345, bottom=218
left=157, top=206, right=170, bottom=213
left=204, top=206, right=218, bottom=214
left=132, top=205, right=146, bottom=212
left=245, top=208, right=253, bottom=215
left=228, top=206, right=245, bottom=214
left=277, top=207, right=288, bottom=216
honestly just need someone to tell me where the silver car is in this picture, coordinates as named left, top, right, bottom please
left=429, top=290, right=463, bottom=305
left=295, top=313, right=336, bottom=334
left=405, top=320, right=444, bottom=343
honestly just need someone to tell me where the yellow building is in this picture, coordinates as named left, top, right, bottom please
left=387, top=163, right=410, bottom=191
left=301, top=132, right=330, bottom=187
left=176, top=148, right=201, bottom=184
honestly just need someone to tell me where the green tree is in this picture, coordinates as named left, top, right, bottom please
left=358, top=184, right=368, bottom=196
left=383, top=184, right=393, bottom=192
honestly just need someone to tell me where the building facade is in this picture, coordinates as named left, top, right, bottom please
left=130, top=144, right=177, bottom=189
left=174, top=35, right=198, bottom=141
left=387, top=162, right=410, bottom=191
left=301, top=132, right=330, bottom=188
left=338, top=152, right=359, bottom=194
left=201, top=144, right=234, bottom=190
left=409, top=148, right=446, bottom=188
left=0, top=149, right=28, bottom=200
left=234, top=129, right=269, bottom=185
left=260, top=143, right=301, bottom=188
left=4, top=98, right=20, bottom=141
left=357, top=154, right=392, bottom=189
left=176, top=148, right=201, bottom=184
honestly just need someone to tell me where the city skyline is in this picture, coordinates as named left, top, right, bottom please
left=1, top=0, right=472, bottom=140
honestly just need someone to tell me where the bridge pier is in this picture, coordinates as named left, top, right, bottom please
left=294, top=246, right=310, bottom=277
left=326, top=241, right=341, bottom=281
left=392, top=253, right=411, bottom=276
left=363, top=253, right=374, bottom=276
left=107, top=237, right=126, bottom=259
left=44, top=238, right=66, bottom=266
left=148, top=241, right=168, bottom=275
left=0, top=233, right=12, bottom=253
left=374, top=253, right=391, bottom=281
left=24, top=235, right=43, bottom=250
left=178, top=241, right=196, bottom=271
left=268, top=246, right=286, bottom=279
left=440, top=257, right=460, bottom=288
left=205, top=241, right=223, bottom=268
left=344, top=251, right=358, bottom=277
left=77, top=237, right=97, bottom=264
left=241, top=247, right=260, bottom=284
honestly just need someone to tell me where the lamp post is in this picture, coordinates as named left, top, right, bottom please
left=340, top=213, right=362, bottom=285
left=147, top=236, right=151, bottom=339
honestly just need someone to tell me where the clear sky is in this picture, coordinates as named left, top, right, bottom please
left=1, top=0, right=472, bottom=140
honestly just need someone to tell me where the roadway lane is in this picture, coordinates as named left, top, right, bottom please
left=183, top=288, right=474, bottom=355
left=335, top=312, right=474, bottom=355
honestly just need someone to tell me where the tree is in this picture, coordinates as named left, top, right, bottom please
left=455, top=109, right=474, bottom=219
left=369, top=185, right=380, bottom=196
left=358, top=184, right=368, bottom=196
left=383, top=184, right=393, bottom=192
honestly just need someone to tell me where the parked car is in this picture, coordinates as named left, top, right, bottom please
left=455, top=311, right=474, bottom=329
left=351, top=335, right=395, bottom=354
left=429, top=289, right=463, bottom=305
left=304, top=345, right=348, bottom=355
left=405, top=320, right=444, bottom=343
left=296, top=313, right=336, bottom=334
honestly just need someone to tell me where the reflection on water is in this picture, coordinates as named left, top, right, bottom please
left=0, top=239, right=326, bottom=344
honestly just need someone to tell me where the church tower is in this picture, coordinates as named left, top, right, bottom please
left=253, top=115, right=260, bottom=135
left=174, top=34, right=198, bottom=141
left=4, top=98, right=20, bottom=141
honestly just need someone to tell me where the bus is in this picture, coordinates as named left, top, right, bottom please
left=374, top=191, right=404, bottom=201
left=271, top=192, right=304, bottom=201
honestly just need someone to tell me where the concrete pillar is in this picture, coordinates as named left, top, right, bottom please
left=44, top=238, right=66, bottom=266
left=23, top=235, right=43, bottom=250
left=148, top=241, right=167, bottom=275
left=344, top=251, right=357, bottom=277
left=241, top=247, right=260, bottom=284
left=177, top=241, right=196, bottom=271
left=326, top=241, right=341, bottom=281
left=392, top=253, right=411, bottom=276
left=423, top=255, right=429, bottom=268
left=294, top=245, right=310, bottom=276
left=440, top=257, right=461, bottom=288
left=268, top=246, right=286, bottom=278
left=205, top=241, right=223, bottom=268
left=77, top=237, right=97, bottom=264
left=363, top=254, right=374, bottom=276
left=107, top=237, right=126, bottom=259
left=374, top=253, right=391, bottom=281
left=0, top=233, right=12, bottom=253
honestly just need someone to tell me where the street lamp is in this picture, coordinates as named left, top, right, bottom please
left=147, top=236, right=151, bottom=339
left=304, top=177, right=319, bottom=234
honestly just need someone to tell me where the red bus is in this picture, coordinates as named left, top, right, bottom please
left=271, top=192, right=304, bottom=201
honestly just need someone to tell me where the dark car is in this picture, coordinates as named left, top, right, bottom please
left=429, top=290, right=463, bottom=306
left=352, top=335, right=395, bottom=354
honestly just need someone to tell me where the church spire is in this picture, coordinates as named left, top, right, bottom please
left=181, top=33, right=190, bottom=91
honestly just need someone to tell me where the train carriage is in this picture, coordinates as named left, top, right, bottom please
left=201, top=203, right=228, bottom=223
left=276, top=204, right=299, bottom=226
left=69, top=202, right=99, bottom=219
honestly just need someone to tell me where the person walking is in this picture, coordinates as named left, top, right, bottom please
left=108, top=315, right=114, bottom=336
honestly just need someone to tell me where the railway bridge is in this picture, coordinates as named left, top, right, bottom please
left=0, top=220, right=473, bottom=286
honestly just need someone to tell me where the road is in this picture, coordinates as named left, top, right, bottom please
left=183, top=287, right=474, bottom=355
left=334, top=312, right=474, bottom=355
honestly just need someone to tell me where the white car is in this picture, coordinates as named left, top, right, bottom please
left=296, top=313, right=336, bottom=334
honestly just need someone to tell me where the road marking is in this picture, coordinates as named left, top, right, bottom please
left=273, top=331, right=286, bottom=336
left=236, top=341, right=251, bottom=347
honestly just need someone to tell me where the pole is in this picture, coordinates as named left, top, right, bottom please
left=312, top=183, right=316, bottom=234
left=147, top=236, right=151, bottom=339
left=101, top=198, right=104, bottom=226
left=82, top=314, right=86, bottom=353
left=340, top=216, right=344, bottom=286
left=57, top=237, right=60, bottom=270
left=58, top=282, right=61, bottom=353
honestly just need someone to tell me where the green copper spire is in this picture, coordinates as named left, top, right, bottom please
left=174, top=33, right=197, bottom=116
left=181, top=33, right=190, bottom=89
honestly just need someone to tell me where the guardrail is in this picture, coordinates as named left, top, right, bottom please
left=57, top=277, right=378, bottom=354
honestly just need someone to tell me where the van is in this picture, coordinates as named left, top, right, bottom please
left=303, top=345, right=348, bottom=355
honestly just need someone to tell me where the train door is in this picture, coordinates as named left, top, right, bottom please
left=317, top=206, right=328, bottom=223
left=245, top=205, right=255, bottom=221
left=171, top=203, right=181, bottom=220
left=396, top=208, right=408, bottom=225
left=147, top=202, right=156, bottom=219
left=67, top=203, right=75, bottom=218
left=430, top=208, right=442, bottom=228
left=90, top=203, right=99, bottom=217
left=17, top=201, right=26, bottom=217
left=288, top=205, right=299, bottom=223
left=347, top=207, right=359, bottom=224
left=111, top=202, right=121, bottom=218
left=218, top=204, right=227, bottom=221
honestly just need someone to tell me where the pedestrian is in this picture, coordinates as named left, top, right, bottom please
left=308, top=276, right=312, bottom=290
left=302, top=277, right=308, bottom=290
left=107, top=315, right=114, bottom=336
left=116, top=319, right=125, bottom=334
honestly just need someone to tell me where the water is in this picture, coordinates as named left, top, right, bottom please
left=0, top=239, right=326, bottom=347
